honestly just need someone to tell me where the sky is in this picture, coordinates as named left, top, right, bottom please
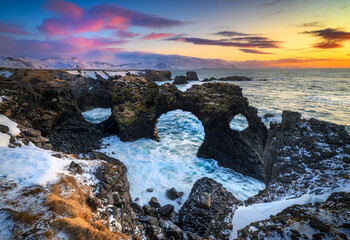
left=0, top=0, right=350, bottom=68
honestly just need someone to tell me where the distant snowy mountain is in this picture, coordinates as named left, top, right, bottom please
left=0, top=55, right=237, bottom=70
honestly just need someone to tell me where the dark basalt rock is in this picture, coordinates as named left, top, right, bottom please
left=202, top=77, right=217, bottom=82
left=178, top=177, right=240, bottom=236
left=186, top=71, right=199, bottom=80
left=173, top=75, right=188, bottom=84
left=166, top=187, right=184, bottom=200
left=237, top=192, right=350, bottom=240
left=149, top=197, right=161, bottom=209
left=218, top=76, right=251, bottom=81
left=140, top=70, right=172, bottom=82
left=158, top=204, right=174, bottom=217
left=65, top=72, right=112, bottom=111
left=109, top=77, right=268, bottom=180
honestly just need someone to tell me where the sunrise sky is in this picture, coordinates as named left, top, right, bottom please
left=1, top=0, right=350, bottom=68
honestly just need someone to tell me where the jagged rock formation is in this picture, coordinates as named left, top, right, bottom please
left=0, top=69, right=111, bottom=154
left=108, top=76, right=268, bottom=180
left=186, top=71, right=199, bottom=80
left=173, top=75, right=188, bottom=84
left=207, top=111, right=350, bottom=239
left=140, top=70, right=172, bottom=82
left=178, top=177, right=240, bottom=236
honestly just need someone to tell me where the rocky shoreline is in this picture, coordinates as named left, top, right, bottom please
left=0, top=68, right=349, bottom=239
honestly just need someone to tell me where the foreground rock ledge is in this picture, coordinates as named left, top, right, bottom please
left=108, top=76, right=268, bottom=181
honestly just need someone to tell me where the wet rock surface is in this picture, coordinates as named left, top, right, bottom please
left=186, top=71, right=199, bottom=80
left=109, top=77, right=268, bottom=180
left=178, top=177, right=240, bottom=236
left=173, top=76, right=188, bottom=85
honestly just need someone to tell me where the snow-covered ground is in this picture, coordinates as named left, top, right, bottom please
left=229, top=184, right=350, bottom=239
left=0, top=114, right=102, bottom=238
left=0, top=70, right=12, bottom=78
left=67, top=70, right=141, bottom=80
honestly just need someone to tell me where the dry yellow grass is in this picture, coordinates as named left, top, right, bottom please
left=11, top=210, right=42, bottom=225
left=46, top=175, right=128, bottom=240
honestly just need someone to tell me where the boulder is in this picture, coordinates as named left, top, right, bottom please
left=149, top=197, right=161, bottom=209
left=0, top=124, right=9, bottom=133
left=173, top=75, right=188, bottom=85
left=178, top=177, right=240, bottom=236
left=158, top=204, right=174, bottom=217
left=186, top=71, right=199, bottom=80
left=166, top=187, right=184, bottom=200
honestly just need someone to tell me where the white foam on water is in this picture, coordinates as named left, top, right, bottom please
left=101, top=110, right=265, bottom=211
left=82, top=108, right=112, bottom=124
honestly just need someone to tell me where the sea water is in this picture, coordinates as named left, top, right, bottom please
left=83, top=68, right=350, bottom=210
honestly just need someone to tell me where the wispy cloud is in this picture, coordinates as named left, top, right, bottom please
left=38, top=0, right=184, bottom=37
left=213, top=31, right=250, bottom=37
left=239, top=48, right=273, bottom=54
left=303, top=28, right=350, bottom=49
left=142, top=32, right=174, bottom=40
left=167, top=36, right=281, bottom=49
left=296, top=21, right=324, bottom=28
left=0, top=21, right=31, bottom=35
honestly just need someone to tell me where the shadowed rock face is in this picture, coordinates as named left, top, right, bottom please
left=109, top=76, right=268, bottom=180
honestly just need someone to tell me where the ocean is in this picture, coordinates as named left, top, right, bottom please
left=83, top=68, right=350, bottom=210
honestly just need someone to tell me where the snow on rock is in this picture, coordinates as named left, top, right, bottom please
left=95, top=71, right=109, bottom=79
left=0, top=146, right=71, bottom=188
left=81, top=70, right=97, bottom=79
left=0, top=133, right=10, bottom=147
left=0, top=70, right=12, bottom=78
left=0, top=115, right=20, bottom=136
left=66, top=70, right=80, bottom=75
left=230, top=184, right=350, bottom=239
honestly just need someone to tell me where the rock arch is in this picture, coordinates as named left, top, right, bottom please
left=108, top=76, right=268, bottom=181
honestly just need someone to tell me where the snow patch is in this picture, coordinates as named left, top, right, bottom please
left=81, top=70, right=97, bottom=79
left=96, top=71, right=109, bottom=79
left=0, top=133, right=10, bottom=147
left=0, top=115, right=20, bottom=136
left=0, top=70, right=12, bottom=78
left=230, top=184, right=350, bottom=239
left=66, top=70, right=80, bottom=75
left=0, top=146, right=71, bottom=188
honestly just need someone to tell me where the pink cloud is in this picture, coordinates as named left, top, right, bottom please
left=0, top=21, right=30, bottom=35
left=38, top=0, right=184, bottom=37
left=0, top=35, right=126, bottom=57
left=142, top=32, right=174, bottom=40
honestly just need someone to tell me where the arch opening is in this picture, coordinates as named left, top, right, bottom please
left=230, top=114, right=249, bottom=131
left=82, top=108, right=111, bottom=124
left=101, top=109, right=265, bottom=211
